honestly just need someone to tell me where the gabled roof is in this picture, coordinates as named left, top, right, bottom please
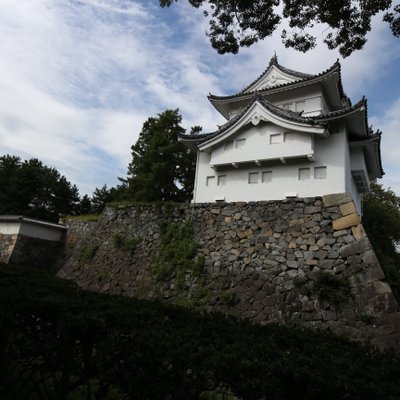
left=179, top=96, right=375, bottom=151
left=208, top=56, right=347, bottom=119
left=178, top=95, right=327, bottom=151
left=239, top=54, right=314, bottom=94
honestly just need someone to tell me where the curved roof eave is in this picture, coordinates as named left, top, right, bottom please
left=314, top=98, right=368, bottom=138
left=208, top=60, right=344, bottom=107
left=179, top=97, right=326, bottom=152
left=350, top=131, right=384, bottom=178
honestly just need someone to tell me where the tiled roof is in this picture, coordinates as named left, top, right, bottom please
left=179, top=95, right=323, bottom=144
left=312, top=97, right=367, bottom=122
left=238, top=54, right=314, bottom=95
left=179, top=96, right=368, bottom=146
left=208, top=59, right=345, bottom=102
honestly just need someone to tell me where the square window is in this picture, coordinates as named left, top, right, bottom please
left=314, top=166, right=327, bottom=179
left=218, top=175, right=227, bottom=186
left=248, top=172, right=259, bottom=184
left=206, top=176, right=215, bottom=187
left=224, top=141, right=233, bottom=151
left=284, top=132, right=294, bottom=142
left=262, top=171, right=272, bottom=183
left=298, top=168, right=310, bottom=180
left=236, top=138, right=246, bottom=148
left=270, top=134, right=282, bottom=144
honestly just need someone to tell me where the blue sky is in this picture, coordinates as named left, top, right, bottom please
left=0, top=0, right=399, bottom=196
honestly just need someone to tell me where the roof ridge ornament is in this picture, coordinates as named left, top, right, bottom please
left=269, top=52, right=278, bottom=67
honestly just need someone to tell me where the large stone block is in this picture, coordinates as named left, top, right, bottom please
left=351, top=224, right=366, bottom=240
left=332, top=213, right=360, bottom=231
left=340, top=237, right=370, bottom=257
left=339, top=202, right=357, bottom=216
left=322, top=193, right=352, bottom=207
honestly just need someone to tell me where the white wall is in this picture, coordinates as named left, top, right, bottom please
left=0, top=222, right=20, bottom=235
left=19, top=222, right=65, bottom=241
left=194, top=129, right=348, bottom=203
left=209, top=123, right=313, bottom=166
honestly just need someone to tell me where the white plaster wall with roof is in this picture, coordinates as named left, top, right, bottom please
left=181, top=56, right=383, bottom=209
left=193, top=128, right=348, bottom=203
left=19, top=221, right=65, bottom=241
left=0, top=221, right=21, bottom=235
left=0, top=217, right=66, bottom=242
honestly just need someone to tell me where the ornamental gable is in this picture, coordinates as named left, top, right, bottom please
left=243, top=65, right=298, bottom=93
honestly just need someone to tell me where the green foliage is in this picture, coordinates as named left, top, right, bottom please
left=0, top=155, right=80, bottom=222
left=363, top=182, right=400, bottom=300
left=308, top=271, right=352, bottom=307
left=78, top=244, right=99, bottom=263
left=64, top=214, right=101, bottom=222
left=220, top=290, right=240, bottom=307
left=112, top=233, right=142, bottom=254
left=77, top=194, right=92, bottom=215
left=90, top=183, right=130, bottom=214
left=1, top=265, right=400, bottom=400
left=152, top=221, right=203, bottom=281
left=125, top=109, right=198, bottom=203
left=160, top=0, right=397, bottom=57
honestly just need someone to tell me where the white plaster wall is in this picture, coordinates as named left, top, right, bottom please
left=0, top=222, right=20, bottom=235
left=228, top=86, right=326, bottom=120
left=267, top=85, right=326, bottom=115
left=210, top=123, right=313, bottom=166
left=19, top=222, right=64, bottom=241
left=194, top=130, right=348, bottom=203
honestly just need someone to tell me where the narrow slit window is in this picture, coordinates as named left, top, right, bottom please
left=206, top=176, right=215, bottom=187
left=218, top=175, right=227, bottom=186
left=298, top=168, right=310, bottom=180
left=262, top=171, right=272, bottom=183
left=314, top=166, right=327, bottom=179
left=248, top=172, right=259, bottom=184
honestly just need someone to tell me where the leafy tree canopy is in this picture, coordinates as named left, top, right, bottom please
left=160, top=0, right=400, bottom=57
left=363, top=182, right=400, bottom=299
left=0, top=155, right=80, bottom=222
left=125, top=109, right=199, bottom=203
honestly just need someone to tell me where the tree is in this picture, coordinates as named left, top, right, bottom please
left=0, top=155, right=80, bottom=222
left=160, top=0, right=400, bottom=57
left=125, top=109, right=198, bottom=203
left=77, top=194, right=92, bottom=215
left=362, top=182, right=400, bottom=299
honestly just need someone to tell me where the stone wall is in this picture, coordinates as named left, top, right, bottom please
left=0, top=232, right=64, bottom=268
left=0, top=233, right=17, bottom=264
left=58, top=194, right=400, bottom=350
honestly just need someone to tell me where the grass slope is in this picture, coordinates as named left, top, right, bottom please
left=0, top=265, right=399, bottom=400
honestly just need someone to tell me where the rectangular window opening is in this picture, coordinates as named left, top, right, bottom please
left=248, top=172, right=259, bottom=184
left=270, top=134, right=282, bottom=144
left=218, top=175, right=227, bottom=186
left=262, top=171, right=272, bottom=183
left=298, top=168, right=310, bottom=181
left=206, top=176, right=215, bottom=187
left=314, top=166, right=327, bottom=179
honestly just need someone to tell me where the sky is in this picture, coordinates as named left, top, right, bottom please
left=0, top=0, right=399, bottom=196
